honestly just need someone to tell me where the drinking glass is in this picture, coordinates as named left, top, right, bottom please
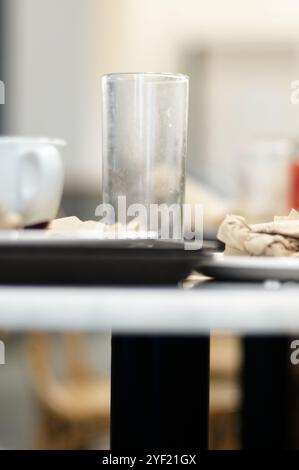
left=101, top=72, right=189, bottom=237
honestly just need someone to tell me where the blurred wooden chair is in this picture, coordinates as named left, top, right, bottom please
left=26, top=333, right=110, bottom=449
left=209, top=335, right=241, bottom=450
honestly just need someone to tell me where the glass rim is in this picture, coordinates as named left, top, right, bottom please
left=102, top=72, right=189, bottom=83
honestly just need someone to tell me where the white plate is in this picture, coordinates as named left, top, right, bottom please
left=199, top=253, right=299, bottom=281
left=0, top=229, right=178, bottom=246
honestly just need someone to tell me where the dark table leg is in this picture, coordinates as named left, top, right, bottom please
left=110, top=334, right=210, bottom=450
left=241, top=336, right=291, bottom=449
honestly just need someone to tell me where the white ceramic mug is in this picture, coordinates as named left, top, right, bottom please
left=0, top=137, right=65, bottom=226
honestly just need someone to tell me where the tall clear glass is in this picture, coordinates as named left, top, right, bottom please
left=101, top=72, right=189, bottom=237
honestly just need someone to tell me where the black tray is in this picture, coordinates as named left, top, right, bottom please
left=0, top=232, right=206, bottom=285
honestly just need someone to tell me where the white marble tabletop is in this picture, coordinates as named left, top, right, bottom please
left=0, top=278, right=298, bottom=334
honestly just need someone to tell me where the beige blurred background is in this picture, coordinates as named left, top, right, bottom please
left=5, top=0, right=299, bottom=198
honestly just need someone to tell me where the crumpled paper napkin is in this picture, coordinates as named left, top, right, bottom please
left=48, top=216, right=140, bottom=235
left=0, top=206, right=23, bottom=229
left=217, top=209, right=299, bottom=257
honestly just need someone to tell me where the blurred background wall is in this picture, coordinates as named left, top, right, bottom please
left=4, top=0, right=299, bottom=202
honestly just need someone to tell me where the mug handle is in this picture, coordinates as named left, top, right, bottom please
left=18, top=145, right=64, bottom=225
